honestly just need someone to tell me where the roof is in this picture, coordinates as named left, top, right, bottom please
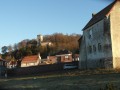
left=83, top=0, right=117, bottom=30
left=22, top=55, right=39, bottom=63
left=47, top=56, right=56, bottom=60
left=56, top=49, right=72, bottom=55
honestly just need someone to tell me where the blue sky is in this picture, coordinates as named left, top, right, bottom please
left=0, top=0, right=114, bottom=49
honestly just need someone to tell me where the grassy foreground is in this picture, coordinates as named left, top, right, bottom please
left=0, top=69, right=120, bottom=90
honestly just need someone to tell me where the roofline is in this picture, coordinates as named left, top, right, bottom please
left=106, top=0, right=117, bottom=16
left=82, top=0, right=116, bottom=31
left=56, top=54, right=72, bottom=56
left=82, top=17, right=106, bottom=31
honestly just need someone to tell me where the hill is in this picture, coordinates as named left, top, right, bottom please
left=1, top=33, right=81, bottom=60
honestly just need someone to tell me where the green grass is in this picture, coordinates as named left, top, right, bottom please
left=0, top=69, right=120, bottom=90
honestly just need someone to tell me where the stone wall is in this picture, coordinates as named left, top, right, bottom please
left=79, top=36, right=87, bottom=69
left=7, top=61, right=78, bottom=77
left=80, top=18, right=113, bottom=69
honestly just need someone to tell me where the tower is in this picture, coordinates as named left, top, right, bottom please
left=37, top=34, right=43, bottom=46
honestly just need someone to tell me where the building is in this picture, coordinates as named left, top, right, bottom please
left=46, top=56, right=57, bottom=64
left=37, top=34, right=43, bottom=46
left=37, top=34, right=52, bottom=47
left=73, top=54, right=79, bottom=61
left=21, top=54, right=41, bottom=67
left=44, top=50, right=73, bottom=64
left=56, top=49, right=73, bottom=63
left=79, top=0, right=120, bottom=69
left=6, top=60, right=17, bottom=69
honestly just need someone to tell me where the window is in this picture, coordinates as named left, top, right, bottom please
left=93, top=45, right=96, bottom=52
left=98, top=43, right=102, bottom=51
left=65, top=56, right=68, bottom=59
left=88, top=46, right=92, bottom=53
left=89, top=30, right=92, bottom=38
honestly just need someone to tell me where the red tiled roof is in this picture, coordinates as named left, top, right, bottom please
left=83, top=0, right=116, bottom=30
left=22, top=55, right=39, bottom=63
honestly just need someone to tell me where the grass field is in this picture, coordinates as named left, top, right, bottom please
left=0, top=69, right=120, bottom=90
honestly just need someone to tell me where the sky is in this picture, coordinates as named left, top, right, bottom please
left=0, top=0, right=114, bottom=49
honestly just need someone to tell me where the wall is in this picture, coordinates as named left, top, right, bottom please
left=61, top=55, right=72, bottom=62
left=79, top=36, right=87, bottom=69
left=0, top=61, right=7, bottom=76
left=21, top=59, right=39, bottom=67
left=7, top=61, right=78, bottom=77
left=47, top=56, right=57, bottom=64
left=0, top=67, right=6, bottom=76
left=80, top=18, right=112, bottom=69
left=56, top=54, right=72, bottom=63
left=103, top=17, right=113, bottom=68
left=110, top=1, right=120, bottom=69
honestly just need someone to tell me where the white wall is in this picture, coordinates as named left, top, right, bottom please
left=82, top=19, right=112, bottom=68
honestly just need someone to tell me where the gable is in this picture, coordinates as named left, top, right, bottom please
left=83, top=1, right=116, bottom=30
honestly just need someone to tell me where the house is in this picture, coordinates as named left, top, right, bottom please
left=79, top=0, right=120, bottom=69
left=21, top=54, right=41, bottom=67
left=6, top=60, right=17, bottom=69
left=46, top=56, right=57, bottom=64
left=44, top=50, right=73, bottom=64
left=73, top=54, right=79, bottom=61
left=0, top=59, right=7, bottom=76
left=56, top=49, right=72, bottom=63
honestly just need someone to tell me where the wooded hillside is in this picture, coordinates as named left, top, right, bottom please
left=1, top=33, right=81, bottom=60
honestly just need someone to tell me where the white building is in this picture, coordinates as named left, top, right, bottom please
left=79, top=0, right=120, bottom=69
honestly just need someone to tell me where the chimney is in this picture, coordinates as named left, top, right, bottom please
left=92, top=13, right=96, bottom=17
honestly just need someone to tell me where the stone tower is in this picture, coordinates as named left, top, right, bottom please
left=37, top=34, right=43, bottom=46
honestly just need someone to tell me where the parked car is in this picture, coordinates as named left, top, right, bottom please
left=63, top=64, right=78, bottom=69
